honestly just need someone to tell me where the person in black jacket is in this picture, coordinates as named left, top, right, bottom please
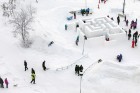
left=31, top=68, right=35, bottom=74
left=0, top=77, right=4, bottom=88
left=42, top=61, right=46, bottom=71
left=24, top=60, right=28, bottom=71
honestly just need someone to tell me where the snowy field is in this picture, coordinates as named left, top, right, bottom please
left=0, top=0, right=140, bottom=93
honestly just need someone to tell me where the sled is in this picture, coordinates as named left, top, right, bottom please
left=67, top=16, right=73, bottom=21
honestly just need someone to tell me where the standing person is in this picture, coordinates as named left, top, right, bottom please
left=24, top=60, right=28, bottom=71
left=132, top=39, right=135, bottom=48
left=42, top=61, right=46, bottom=71
left=79, top=65, right=83, bottom=72
left=0, top=77, right=4, bottom=88
left=4, top=78, right=8, bottom=88
left=124, top=15, right=126, bottom=21
left=74, top=12, right=76, bottom=19
left=117, top=16, right=120, bottom=25
left=30, top=73, right=36, bottom=84
left=75, top=65, right=78, bottom=75
left=31, top=68, right=35, bottom=74
left=75, top=36, right=79, bottom=46
left=126, top=20, right=129, bottom=26
left=65, top=24, right=68, bottom=30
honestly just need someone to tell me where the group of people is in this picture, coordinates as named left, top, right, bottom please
left=0, top=77, right=9, bottom=88
left=24, top=60, right=47, bottom=84
left=80, top=8, right=90, bottom=16
left=75, top=65, right=83, bottom=76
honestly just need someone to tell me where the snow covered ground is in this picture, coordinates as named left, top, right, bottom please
left=0, top=0, right=140, bottom=93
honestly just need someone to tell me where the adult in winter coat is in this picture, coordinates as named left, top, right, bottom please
left=24, top=60, right=28, bottom=71
left=75, top=65, right=79, bottom=76
left=117, top=16, right=120, bottom=25
left=79, top=65, right=83, bottom=72
left=42, top=61, right=46, bottom=71
left=0, top=77, right=4, bottom=88
left=31, top=68, right=35, bottom=74
left=74, top=12, right=76, bottom=19
left=126, top=20, right=129, bottom=26
left=4, top=78, right=8, bottom=88
left=30, top=73, right=36, bottom=84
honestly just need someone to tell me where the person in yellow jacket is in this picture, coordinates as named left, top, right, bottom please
left=30, top=73, right=36, bottom=84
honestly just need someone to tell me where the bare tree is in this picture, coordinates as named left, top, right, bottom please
left=10, top=5, right=36, bottom=47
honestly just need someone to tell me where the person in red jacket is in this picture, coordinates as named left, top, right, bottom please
left=132, top=39, right=135, bottom=48
left=5, top=78, right=9, bottom=88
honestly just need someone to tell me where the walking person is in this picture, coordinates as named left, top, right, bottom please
left=4, top=78, right=8, bottom=88
left=42, top=60, right=46, bottom=71
left=30, top=73, right=36, bottom=84
left=24, top=60, right=28, bottom=71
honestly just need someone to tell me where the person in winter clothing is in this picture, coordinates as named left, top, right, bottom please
left=117, top=54, right=122, bottom=62
left=75, top=36, right=79, bottom=46
left=65, top=24, right=68, bottom=30
left=74, top=12, right=76, bottom=19
left=117, top=16, right=120, bottom=25
left=30, top=73, right=36, bottom=84
left=126, top=20, right=129, bottom=26
left=75, top=65, right=78, bottom=74
left=0, top=77, right=4, bottom=88
left=124, top=15, right=126, bottom=21
left=31, top=68, right=35, bottom=74
left=75, top=65, right=79, bottom=76
left=24, top=60, right=28, bottom=71
left=132, top=39, right=135, bottom=48
left=4, top=78, right=8, bottom=88
left=48, top=41, right=54, bottom=47
left=42, top=61, right=46, bottom=71
left=79, top=65, right=83, bottom=72
left=130, top=20, right=134, bottom=29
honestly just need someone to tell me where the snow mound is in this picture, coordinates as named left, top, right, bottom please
left=82, top=61, right=140, bottom=93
